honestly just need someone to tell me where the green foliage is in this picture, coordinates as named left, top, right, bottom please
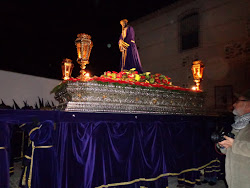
left=50, top=82, right=67, bottom=94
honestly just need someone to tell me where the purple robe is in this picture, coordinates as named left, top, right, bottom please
left=21, top=121, right=57, bottom=188
left=0, top=122, right=10, bottom=188
left=119, top=26, right=143, bottom=73
left=19, top=123, right=33, bottom=188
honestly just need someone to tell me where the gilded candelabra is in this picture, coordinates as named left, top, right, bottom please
left=191, top=60, right=204, bottom=91
left=75, top=33, right=93, bottom=81
left=61, top=58, right=74, bottom=80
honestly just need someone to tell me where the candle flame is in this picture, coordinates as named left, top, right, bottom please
left=192, top=86, right=197, bottom=91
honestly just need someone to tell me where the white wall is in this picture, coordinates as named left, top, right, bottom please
left=0, top=70, right=60, bottom=108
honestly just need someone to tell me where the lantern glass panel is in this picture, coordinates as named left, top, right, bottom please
left=200, top=66, right=204, bottom=78
left=76, top=43, right=81, bottom=59
left=83, top=44, right=88, bottom=59
left=61, top=64, right=65, bottom=78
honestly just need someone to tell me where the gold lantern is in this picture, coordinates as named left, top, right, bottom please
left=61, top=58, right=74, bottom=80
left=191, top=60, right=204, bottom=91
left=75, top=33, right=93, bottom=80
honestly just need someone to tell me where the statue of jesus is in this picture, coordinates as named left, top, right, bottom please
left=118, top=19, right=143, bottom=73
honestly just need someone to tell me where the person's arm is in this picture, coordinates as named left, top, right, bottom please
left=220, top=128, right=250, bottom=157
left=232, top=138, right=250, bottom=157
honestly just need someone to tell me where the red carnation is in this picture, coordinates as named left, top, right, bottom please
left=116, top=73, right=122, bottom=78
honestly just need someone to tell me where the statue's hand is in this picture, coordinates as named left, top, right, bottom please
left=119, top=39, right=123, bottom=45
left=119, top=40, right=127, bottom=51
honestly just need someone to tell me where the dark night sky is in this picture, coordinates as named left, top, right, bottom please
left=1, top=0, right=177, bottom=79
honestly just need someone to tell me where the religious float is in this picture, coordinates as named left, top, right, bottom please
left=53, top=33, right=205, bottom=115
left=1, top=33, right=229, bottom=188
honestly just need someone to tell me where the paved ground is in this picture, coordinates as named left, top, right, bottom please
left=168, top=177, right=227, bottom=188
left=10, top=162, right=22, bottom=188
left=10, top=162, right=227, bottom=188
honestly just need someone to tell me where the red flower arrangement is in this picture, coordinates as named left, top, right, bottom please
left=91, top=69, right=197, bottom=92
left=59, top=69, right=199, bottom=93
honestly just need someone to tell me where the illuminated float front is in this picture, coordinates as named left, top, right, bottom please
left=0, top=34, right=224, bottom=188
left=53, top=33, right=205, bottom=115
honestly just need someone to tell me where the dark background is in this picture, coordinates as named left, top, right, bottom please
left=1, top=0, right=177, bottom=79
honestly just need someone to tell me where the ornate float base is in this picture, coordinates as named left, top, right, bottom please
left=55, top=81, right=205, bottom=115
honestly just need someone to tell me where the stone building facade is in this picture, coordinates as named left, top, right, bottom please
left=132, top=0, right=250, bottom=111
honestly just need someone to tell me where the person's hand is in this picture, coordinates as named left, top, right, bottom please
left=218, top=136, right=234, bottom=149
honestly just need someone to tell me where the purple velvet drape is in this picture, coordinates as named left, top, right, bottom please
left=54, top=113, right=223, bottom=188
left=55, top=121, right=170, bottom=188
left=0, top=110, right=233, bottom=188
